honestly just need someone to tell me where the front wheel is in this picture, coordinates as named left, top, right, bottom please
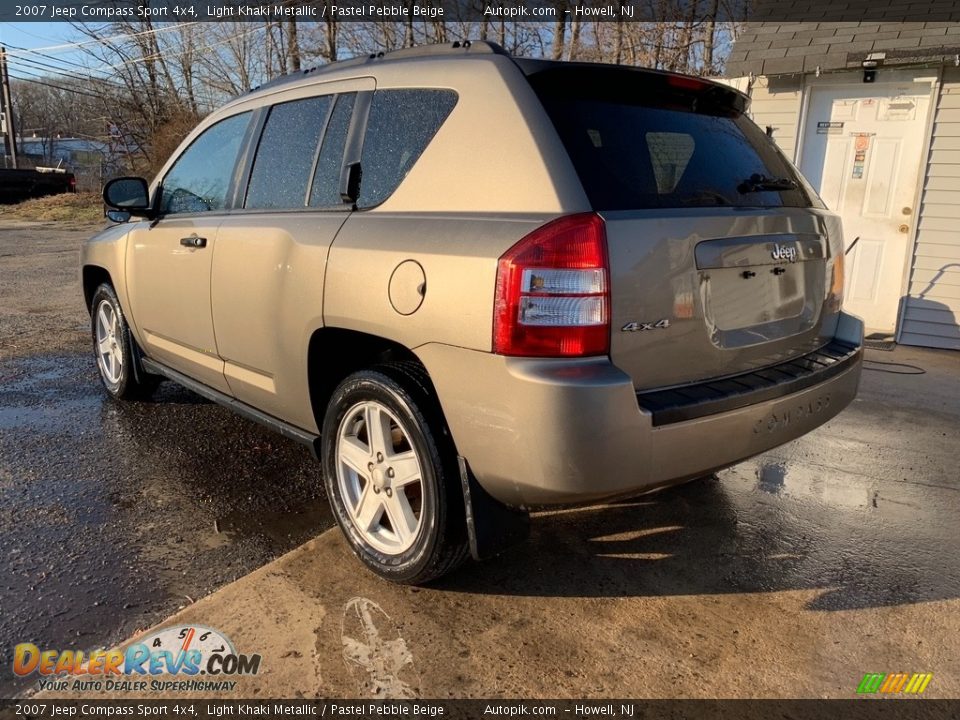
left=90, top=284, right=158, bottom=400
left=321, top=366, right=469, bottom=584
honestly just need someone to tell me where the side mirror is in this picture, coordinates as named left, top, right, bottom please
left=106, top=209, right=131, bottom=224
left=103, top=177, right=153, bottom=217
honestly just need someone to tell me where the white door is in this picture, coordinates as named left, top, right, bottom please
left=799, top=81, right=932, bottom=334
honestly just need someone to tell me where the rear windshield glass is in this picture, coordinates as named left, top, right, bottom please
left=529, top=67, right=821, bottom=211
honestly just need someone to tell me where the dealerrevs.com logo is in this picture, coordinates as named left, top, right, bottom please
left=13, top=625, right=261, bottom=693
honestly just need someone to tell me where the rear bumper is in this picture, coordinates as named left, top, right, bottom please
left=417, top=312, right=864, bottom=507
left=645, top=355, right=859, bottom=491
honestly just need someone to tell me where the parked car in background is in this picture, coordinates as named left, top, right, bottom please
left=0, top=166, right=76, bottom=204
left=83, top=41, right=864, bottom=584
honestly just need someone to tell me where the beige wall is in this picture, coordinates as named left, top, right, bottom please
left=901, top=68, right=960, bottom=349
left=745, top=75, right=805, bottom=162
left=739, top=68, right=960, bottom=349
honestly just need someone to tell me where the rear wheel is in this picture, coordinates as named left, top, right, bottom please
left=321, top=366, right=469, bottom=584
left=90, top=283, right=158, bottom=400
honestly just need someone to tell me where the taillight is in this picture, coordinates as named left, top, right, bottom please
left=493, top=213, right=610, bottom=357
left=667, top=75, right=709, bottom=92
left=828, top=249, right=845, bottom=312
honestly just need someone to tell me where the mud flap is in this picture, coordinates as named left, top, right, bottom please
left=129, top=336, right=150, bottom=385
left=458, top=456, right=530, bottom=561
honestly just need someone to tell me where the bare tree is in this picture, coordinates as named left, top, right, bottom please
left=286, top=20, right=302, bottom=72
left=19, top=14, right=740, bottom=182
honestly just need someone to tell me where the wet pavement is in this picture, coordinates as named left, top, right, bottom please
left=3, top=221, right=960, bottom=699
left=0, top=352, right=333, bottom=697
left=5, top=342, right=960, bottom=698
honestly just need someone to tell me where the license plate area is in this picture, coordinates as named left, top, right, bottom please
left=695, top=234, right=826, bottom=348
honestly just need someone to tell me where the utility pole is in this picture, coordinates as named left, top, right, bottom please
left=0, top=47, right=17, bottom=168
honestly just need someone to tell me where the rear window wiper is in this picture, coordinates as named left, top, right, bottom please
left=738, top=173, right=798, bottom=193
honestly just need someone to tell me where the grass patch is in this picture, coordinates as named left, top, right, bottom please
left=0, top=192, right=104, bottom=224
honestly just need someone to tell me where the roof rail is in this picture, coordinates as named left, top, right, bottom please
left=249, top=40, right=508, bottom=94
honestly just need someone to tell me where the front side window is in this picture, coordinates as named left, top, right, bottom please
left=358, top=89, right=457, bottom=209
left=161, top=112, right=251, bottom=215
left=246, top=96, right=333, bottom=210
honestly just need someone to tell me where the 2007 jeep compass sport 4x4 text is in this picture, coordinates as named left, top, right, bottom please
left=85, top=41, right=863, bottom=584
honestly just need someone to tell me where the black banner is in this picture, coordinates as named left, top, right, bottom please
left=1, top=0, right=959, bottom=24
left=1, top=700, right=959, bottom=720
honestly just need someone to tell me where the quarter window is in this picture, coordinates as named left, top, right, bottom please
left=358, top=89, right=457, bottom=208
left=310, top=93, right=356, bottom=208
left=161, top=112, right=251, bottom=215
left=246, top=96, right=333, bottom=209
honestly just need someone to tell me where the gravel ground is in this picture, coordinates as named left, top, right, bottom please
left=0, top=220, right=99, bottom=360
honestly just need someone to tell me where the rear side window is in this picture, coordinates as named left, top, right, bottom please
left=529, top=68, right=820, bottom=211
left=246, top=95, right=333, bottom=209
left=310, top=93, right=356, bottom=208
left=358, top=89, right=458, bottom=208
left=161, top=112, right=251, bottom=215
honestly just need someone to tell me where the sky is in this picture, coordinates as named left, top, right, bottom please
left=0, top=22, right=88, bottom=79
left=1, top=22, right=76, bottom=50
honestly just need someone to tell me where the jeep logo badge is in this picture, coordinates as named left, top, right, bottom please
left=771, top=244, right=797, bottom=263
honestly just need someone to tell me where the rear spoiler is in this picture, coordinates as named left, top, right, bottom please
left=515, top=59, right=749, bottom=116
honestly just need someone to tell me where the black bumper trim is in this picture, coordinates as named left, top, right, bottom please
left=636, top=340, right=862, bottom=427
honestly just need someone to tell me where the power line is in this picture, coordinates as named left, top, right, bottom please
left=7, top=74, right=104, bottom=100
left=3, top=40, right=88, bottom=71
left=10, top=65, right=116, bottom=98
left=5, top=41, right=119, bottom=80
left=5, top=50, right=121, bottom=88
left=5, top=64, right=56, bottom=82
left=9, top=23, right=269, bottom=79
left=4, top=21, right=202, bottom=58
left=95, top=24, right=269, bottom=73
left=6, top=22, right=279, bottom=107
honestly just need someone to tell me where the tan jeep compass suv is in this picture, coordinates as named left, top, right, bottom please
left=85, top=41, right=863, bottom=584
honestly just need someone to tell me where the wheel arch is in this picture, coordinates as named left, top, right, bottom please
left=82, top=265, right=113, bottom=313
left=308, top=327, right=530, bottom=568
left=306, top=327, right=437, bottom=430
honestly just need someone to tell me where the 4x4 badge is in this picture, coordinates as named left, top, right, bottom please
left=622, top=319, right=671, bottom=332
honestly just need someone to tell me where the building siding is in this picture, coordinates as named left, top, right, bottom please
left=902, top=68, right=960, bottom=349
left=745, top=76, right=804, bottom=162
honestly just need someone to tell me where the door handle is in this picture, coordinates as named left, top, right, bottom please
left=180, top=236, right=207, bottom=248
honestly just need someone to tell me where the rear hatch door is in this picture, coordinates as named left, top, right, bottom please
left=526, top=63, right=845, bottom=390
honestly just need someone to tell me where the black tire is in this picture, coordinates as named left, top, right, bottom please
left=90, top=283, right=159, bottom=400
left=321, top=363, right=469, bottom=584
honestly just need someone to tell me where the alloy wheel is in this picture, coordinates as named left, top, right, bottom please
left=335, top=400, right=425, bottom=554
left=95, top=299, right=123, bottom=386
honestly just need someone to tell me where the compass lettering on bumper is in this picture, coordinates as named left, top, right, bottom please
left=753, top=395, right=832, bottom=434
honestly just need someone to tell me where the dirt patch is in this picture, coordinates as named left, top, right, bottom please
left=0, top=193, right=104, bottom=224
